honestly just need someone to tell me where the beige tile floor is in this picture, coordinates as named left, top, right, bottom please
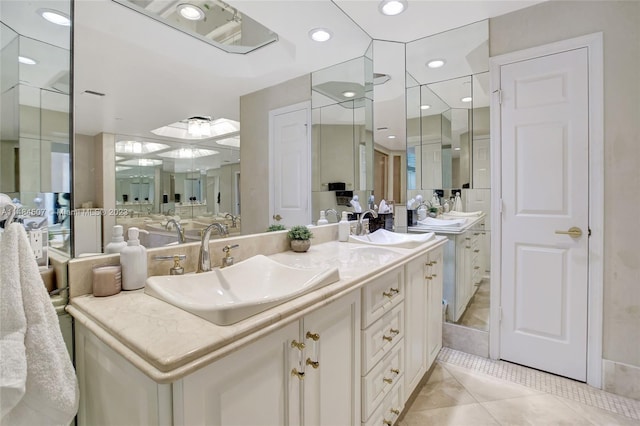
left=400, top=352, right=640, bottom=425
left=456, top=280, right=490, bottom=331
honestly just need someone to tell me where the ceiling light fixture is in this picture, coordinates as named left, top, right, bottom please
left=454, top=147, right=461, bottom=151
left=388, top=135, right=396, bottom=139
left=18, top=56, right=37, bottom=65
left=309, top=28, right=332, bottom=42
left=38, top=9, right=71, bottom=26
left=187, top=116, right=212, bottom=138
left=379, top=0, right=408, bottom=16
left=115, top=141, right=169, bottom=155
left=426, top=59, right=446, bottom=69
left=461, top=96, right=473, bottom=103
left=342, top=91, right=356, bottom=98
left=177, top=3, right=205, bottom=21
left=420, top=104, right=431, bottom=110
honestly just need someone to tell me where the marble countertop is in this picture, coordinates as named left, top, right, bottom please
left=68, top=237, right=447, bottom=383
left=408, top=213, right=486, bottom=235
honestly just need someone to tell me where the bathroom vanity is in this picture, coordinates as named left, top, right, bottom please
left=409, top=214, right=487, bottom=322
left=68, top=234, right=446, bottom=425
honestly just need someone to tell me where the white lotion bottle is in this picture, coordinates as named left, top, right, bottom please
left=338, top=211, right=350, bottom=242
left=105, top=224, right=127, bottom=254
left=120, top=227, right=149, bottom=290
left=317, top=210, right=328, bottom=225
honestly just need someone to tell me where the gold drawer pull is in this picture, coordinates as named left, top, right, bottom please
left=390, top=408, right=400, bottom=415
left=390, top=287, right=399, bottom=294
left=425, top=261, right=433, bottom=266
left=390, top=328, right=400, bottom=335
left=383, top=291, right=393, bottom=298
left=382, top=335, right=393, bottom=342
left=390, top=368, right=400, bottom=375
left=432, top=260, right=438, bottom=264
left=425, top=275, right=433, bottom=280
left=306, top=331, right=320, bottom=341
left=465, top=246, right=471, bottom=249
left=383, top=420, right=392, bottom=426
left=465, top=237, right=471, bottom=240
left=291, top=340, right=305, bottom=350
left=306, top=358, right=319, bottom=369
left=474, top=266, right=480, bottom=270
left=432, top=274, right=437, bottom=277
left=473, top=249, right=480, bottom=253
left=291, top=368, right=305, bottom=379
left=383, top=377, right=393, bottom=384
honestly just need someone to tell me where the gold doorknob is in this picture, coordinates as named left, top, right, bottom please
left=555, top=226, right=582, bottom=238
left=273, top=214, right=282, bottom=221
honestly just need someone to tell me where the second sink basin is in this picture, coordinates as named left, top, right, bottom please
left=349, top=229, right=435, bottom=249
left=145, top=255, right=340, bottom=325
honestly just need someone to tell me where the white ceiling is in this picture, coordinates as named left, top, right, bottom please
left=4, top=0, right=545, bottom=153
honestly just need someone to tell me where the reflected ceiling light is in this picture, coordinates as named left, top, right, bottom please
left=177, top=3, right=205, bottom=21
left=420, top=104, right=431, bottom=110
left=309, top=28, right=332, bottom=42
left=115, top=141, right=169, bottom=154
left=38, top=9, right=71, bottom=26
left=426, top=59, right=445, bottom=69
left=461, top=96, right=473, bottom=103
left=151, top=117, right=239, bottom=140
left=388, top=135, right=396, bottom=139
left=379, top=0, right=407, bottom=16
left=18, top=56, right=37, bottom=65
left=454, top=147, right=461, bottom=151
left=156, top=148, right=218, bottom=159
left=216, top=137, right=240, bottom=148
left=187, top=116, right=212, bottom=138
left=115, top=166, right=132, bottom=172
left=119, top=158, right=163, bottom=167
left=342, top=91, right=356, bottom=98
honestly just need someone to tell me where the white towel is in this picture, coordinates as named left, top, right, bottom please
left=0, top=223, right=79, bottom=425
left=443, top=211, right=483, bottom=217
left=418, top=217, right=467, bottom=227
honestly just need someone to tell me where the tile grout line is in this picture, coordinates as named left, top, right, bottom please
left=437, top=347, right=640, bottom=421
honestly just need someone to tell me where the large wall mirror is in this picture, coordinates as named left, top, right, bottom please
left=406, top=20, right=491, bottom=334
left=0, top=1, right=72, bottom=258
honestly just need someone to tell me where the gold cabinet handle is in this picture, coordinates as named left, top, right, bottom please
left=425, top=275, right=433, bottom=280
left=474, top=266, right=480, bottom=270
left=382, top=335, right=393, bottom=342
left=425, top=261, right=433, bottom=266
left=390, top=408, right=400, bottom=415
left=390, top=287, right=399, bottom=294
left=390, top=368, right=400, bottom=375
left=306, top=358, right=319, bottom=369
left=432, top=260, right=438, bottom=264
left=382, top=377, right=393, bottom=384
left=390, top=328, right=400, bottom=335
left=555, top=226, right=582, bottom=238
left=306, top=331, right=320, bottom=341
left=465, top=237, right=471, bottom=240
left=383, top=291, right=393, bottom=298
left=473, top=249, right=480, bottom=253
left=273, top=214, right=282, bottom=221
left=291, top=368, right=305, bottom=379
left=432, top=274, right=437, bottom=278
left=465, top=246, right=472, bottom=249
left=291, top=340, right=305, bottom=350
left=383, top=420, right=392, bottom=426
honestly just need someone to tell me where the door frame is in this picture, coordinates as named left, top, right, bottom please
left=268, top=101, right=312, bottom=226
left=489, top=33, right=604, bottom=387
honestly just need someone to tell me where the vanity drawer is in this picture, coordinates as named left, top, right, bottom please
left=362, top=376, right=404, bottom=426
left=362, top=303, right=404, bottom=374
left=362, top=266, right=404, bottom=328
left=362, top=339, right=404, bottom=421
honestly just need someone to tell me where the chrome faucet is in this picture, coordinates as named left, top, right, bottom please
left=197, top=222, right=229, bottom=273
left=324, top=208, right=339, bottom=222
left=224, top=213, right=238, bottom=228
left=356, top=209, right=378, bottom=236
left=165, top=218, right=185, bottom=244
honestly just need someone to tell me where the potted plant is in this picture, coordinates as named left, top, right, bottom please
left=287, top=225, right=313, bottom=252
left=266, top=224, right=286, bottom=232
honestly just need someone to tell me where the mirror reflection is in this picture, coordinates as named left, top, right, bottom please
left=0, top=1, right=72, bottom=258
left=405, top=20, right=491, bottom=332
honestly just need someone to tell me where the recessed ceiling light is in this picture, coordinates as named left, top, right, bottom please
left=388, top=135, right=396, bottom=139
left=427, top=59, right=446, bottom=69
left=177, top=3, right=205, bottom=21
left=461, top=97, right=473, bottom=103
left=18, top=56, right=37, bottom=65
left=309, top=28, right=332, bottom=42
left=379, top=0, right=408, bottom=16
left=420, top=104, right=431, bottom=110
left=342, top=91, right=356, bottom=98
left=38, top=9, right=71, bottom=26
left=454, top=147, right=461, bottom=151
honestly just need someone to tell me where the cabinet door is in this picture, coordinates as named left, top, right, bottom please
left=178, top=321, right=299, bottom=426
left=403, top=254, right=428, bottom=397
left=427, top=247, right=444, bottom=366
left=302, top=290, right=361, bottom=426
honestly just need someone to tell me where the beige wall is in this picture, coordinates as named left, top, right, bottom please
left=239, top=74, right=311, bottom=235
left=207, top=163, right=240, bottom=215
left=73, top=134, right=96, bottom=208
left=490, top=1, right=640, bottom=370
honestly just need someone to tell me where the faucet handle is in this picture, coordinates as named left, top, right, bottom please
left=154, top=254, right=187, bottom=275
left=222, top=244, right=239, bottom=268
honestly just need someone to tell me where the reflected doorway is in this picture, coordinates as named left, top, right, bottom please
left=374, top=150, right=388, bottom=202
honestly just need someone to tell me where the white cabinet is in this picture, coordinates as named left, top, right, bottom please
left=403, top=247, right=444, bottom=397
left=178, top=291, right=361, bottom=426
left=443, top=230, right=480, bottom=322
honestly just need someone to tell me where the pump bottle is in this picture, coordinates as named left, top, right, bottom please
left=120, top=227, right=149, bottom=290
left=338, top=211, right=350, bottom=242
left=317, top=210, right=328, bottom=225
left=105, top=225, right=127, bottom=254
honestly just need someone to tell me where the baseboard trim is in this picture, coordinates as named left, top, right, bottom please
left=603, top=359, right=640, bottom=401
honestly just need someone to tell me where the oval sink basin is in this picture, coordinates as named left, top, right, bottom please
left=144, top=255, right=340, bottom=325
left=348, top=229, right=435, bottom=249
left=417, top=217, right=468, bottom=228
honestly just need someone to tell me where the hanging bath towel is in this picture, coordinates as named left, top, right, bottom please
left=0, top=223, right=79, bottom=425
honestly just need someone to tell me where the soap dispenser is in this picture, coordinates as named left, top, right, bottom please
left=317, top=210, right=329, bottom=225
left=105, top=225, right=127, bottom=254
left=338, top=211, right=350, bottom=242
left=120, top=227, right=149, bottom=290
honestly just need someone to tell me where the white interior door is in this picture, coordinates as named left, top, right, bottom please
left=270, top=103, right=311, bottom=227
left=499, top=48, right=589, bottom=381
